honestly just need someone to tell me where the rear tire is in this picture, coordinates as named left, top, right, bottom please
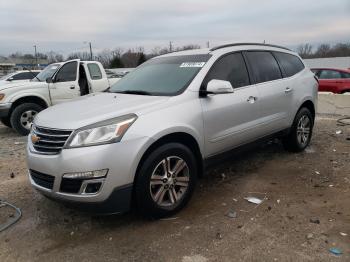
left=10, top=103, right=44, bottom=136
left=135, top=143, right=197, bottom=219
left=282, top=107, right=314, bottom=152
left=0, top=117, right=12, bottom=128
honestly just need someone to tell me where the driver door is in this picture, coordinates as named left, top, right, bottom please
left=49, top=60, right=80, bottom=105
left=200, top=52, right=264, bottom=157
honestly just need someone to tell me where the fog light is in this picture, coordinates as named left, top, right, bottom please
left=84, top=182, right=102, bottom=194
left=62, top=169, right=108, bottom=180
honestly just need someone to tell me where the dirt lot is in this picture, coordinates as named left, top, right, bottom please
left=0, top=117, right=349, bottom=262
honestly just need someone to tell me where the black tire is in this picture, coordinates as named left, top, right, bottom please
left=282, top=107, right=314, bottom=152
left=135, top=143, right=197, bottom=219
left=10, top=103, right=44, bottom=136
left=0, top=117, right=12, bottom=128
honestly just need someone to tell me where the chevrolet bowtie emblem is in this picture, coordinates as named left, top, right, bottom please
left=31, top=134, right=40, bottom=144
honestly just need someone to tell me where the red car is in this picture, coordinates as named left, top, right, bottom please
left=311, top=68, right=350, bottom=94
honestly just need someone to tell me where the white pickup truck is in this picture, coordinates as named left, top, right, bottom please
left=0, top=59, right=119, bottom=135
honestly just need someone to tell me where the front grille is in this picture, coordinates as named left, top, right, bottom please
left=30, top=170, right=55, bottom=190
left=60, top=178, right=83, bottom=194
left=31, top=125, right=72, bottom=155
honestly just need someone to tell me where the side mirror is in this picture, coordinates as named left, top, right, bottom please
left=46, top=77, right=53, bottom=83
left=206, top=79, right=234, bottom=95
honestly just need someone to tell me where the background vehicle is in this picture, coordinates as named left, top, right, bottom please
left=0, top=60, right=119, bottom=135
left=0, top=70, right=40, bottom=86
left=27, top=43, right=318, bottom=218
left=311, top=68, right=350, bottom=93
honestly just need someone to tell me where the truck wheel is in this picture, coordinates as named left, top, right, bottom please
left=135, top=143, right=197, bottom=219
left=0, top=117, right=12, bottom=128
left=282, top=107, right=314, bottom=152
left=10, top=103, right=44, bottom=136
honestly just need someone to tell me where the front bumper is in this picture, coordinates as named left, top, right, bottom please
left=26, top=136, right=152, bottom=214
left=0, top=103, right=11, bottom=118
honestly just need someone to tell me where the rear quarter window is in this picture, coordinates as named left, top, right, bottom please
left=273, top=52, right=305, bottom=77
left=245, top=51, right=282, bottom=84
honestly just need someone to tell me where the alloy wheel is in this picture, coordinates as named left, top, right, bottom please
left=20, top=110, right=37, bottom=130
left=149, top=156, right=190, bottom=207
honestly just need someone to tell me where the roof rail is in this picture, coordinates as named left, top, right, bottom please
left=209, top=43, right=291, bottom=52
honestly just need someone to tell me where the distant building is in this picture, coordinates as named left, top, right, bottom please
left=0, top=56, right=48, bottom=76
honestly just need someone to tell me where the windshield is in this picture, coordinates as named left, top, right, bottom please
left=0, top=73, right=14, bottom=80
left=34, top=63, right=61, bottom=81
left=109, top=54, right=211, bottom=96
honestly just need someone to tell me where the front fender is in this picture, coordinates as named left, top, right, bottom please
left=9, top=93, right=51, bottom=107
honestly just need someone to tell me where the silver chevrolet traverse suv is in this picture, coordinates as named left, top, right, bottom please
left=26, top=43, right=318, bottom=218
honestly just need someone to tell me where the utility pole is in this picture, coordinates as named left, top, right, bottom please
left=33, top=45, right=38, bottom=68
left=169, top=41, right=173, bottom=52
left=89, top=42, right=93, bottom=60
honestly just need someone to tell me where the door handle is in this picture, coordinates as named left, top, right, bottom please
left=247, top=96, right=257, bottom=104
left=285, top=87, right=293, bottom=93
left=70, top=86, right=75, bottom=89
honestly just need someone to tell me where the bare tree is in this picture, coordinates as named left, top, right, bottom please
left=67, top=52, right=91, bottom=60
left=297, top=43, right=313, bottom=58
left=176, top=44, right=201, bottom=51
left=314, top=44, right=331, bottom=58
left=46, top=51, right=64, bottom=63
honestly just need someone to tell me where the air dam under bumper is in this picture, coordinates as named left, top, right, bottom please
left=26, top=136, right=152, bottom=214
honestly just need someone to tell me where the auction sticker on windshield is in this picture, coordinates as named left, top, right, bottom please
left=180, top=62, right=205, bottom=68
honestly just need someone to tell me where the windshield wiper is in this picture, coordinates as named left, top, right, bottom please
left=24, top=67, right=41, bottom=82
left=116, top=90, right=153, bottom=96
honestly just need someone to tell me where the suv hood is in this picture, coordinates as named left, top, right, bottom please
left=35, top=92, right=170, bottom=129
left=0, top=80, right=46, bottom=91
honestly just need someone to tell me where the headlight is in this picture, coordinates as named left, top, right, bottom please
left=0, top=93, right=5, bottom=101
left=66, top=114, right=137, bottom=148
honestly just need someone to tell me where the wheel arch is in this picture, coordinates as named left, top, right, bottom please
left=298, top=99, right=315, bottom=122
left=135, top=132, right=204, bottom=183
left=10, top=95, right=49, bottom=114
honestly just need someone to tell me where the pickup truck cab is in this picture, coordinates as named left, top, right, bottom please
left=0, top=59, right=119, bottom=135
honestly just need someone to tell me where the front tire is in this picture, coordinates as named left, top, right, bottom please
left=282, top=107, right=314, bottom=152
left=135, top=143, right=197, bottom=219
left=10, top=103, right=44, bottom=136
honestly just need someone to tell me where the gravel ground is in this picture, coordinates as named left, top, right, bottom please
left=0, top=116, right=349, bottom=262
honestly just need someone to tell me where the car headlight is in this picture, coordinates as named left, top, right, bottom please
left=0, top=93, right=5, bottom=101
left=65, top=114, right=137, bottom=148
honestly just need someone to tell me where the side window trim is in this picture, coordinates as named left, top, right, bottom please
left=200, top=51, right=252, bottom=91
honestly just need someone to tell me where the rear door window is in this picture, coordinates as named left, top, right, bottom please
left=87, top=63, right=102, bottom=80
left=245, top=51, right=282, bottom=84
left=273, top=52, right=305, bottom=77
left=203, top=52, right=250, bottom=88
left=319, top=70, right=342, bottom=79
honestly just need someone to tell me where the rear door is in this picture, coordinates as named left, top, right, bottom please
left=317, top=70, right=342, bottom=93
left=244, top=51, right=290, bottom=133
left=49, top=60, right=80, bottom=104
left=200, top=52, right=263, bottom=156
left=85, top=62, right=110, bottom=92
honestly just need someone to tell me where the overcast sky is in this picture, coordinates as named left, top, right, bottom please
left=0, top=0, right=349, bottom=56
